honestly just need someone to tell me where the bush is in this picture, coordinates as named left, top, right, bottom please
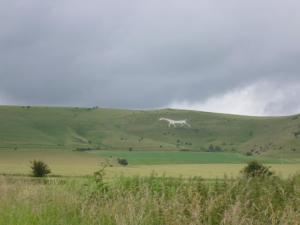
left=214, top=145, right=222, bottom=152
left=242, top=160, right=273, bottom=178
left=246, top=151, right=253, bottom=156
left=117, top=158, right=128, bottom=166
left=31, top=160, right=51, bottom=177
left=207, top=144, right=223, bottom=152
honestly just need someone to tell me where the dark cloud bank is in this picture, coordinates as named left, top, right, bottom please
left=1, top=0, right=300, bottom=115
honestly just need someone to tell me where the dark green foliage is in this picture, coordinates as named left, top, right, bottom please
left=246, top=151, right=253, bottom=156
left=242, top=160, right=273, bottom=177
left=214, top=145, right=222, bottom=152
left=138, top=137, right=143, bottom=142
left=208, top=144, right=214, bottom=152
left=207, top=144, right=223, bottom=152
left=30, top=160, right=51, bottom=177
left=74, top=147, right=94, bottom=152
left=92, top=164, right=108, bottom=193
left=294, top=130, right=300, bottom=138
left=117, top=158, right=128, bottom=166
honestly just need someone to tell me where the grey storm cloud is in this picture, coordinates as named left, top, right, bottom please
left=0, top=0, right=300, bottom=115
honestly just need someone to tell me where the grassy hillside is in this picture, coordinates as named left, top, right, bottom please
left=0, top=105, right=299, bottom=157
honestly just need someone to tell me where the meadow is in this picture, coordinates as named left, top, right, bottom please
left=0, top=173, right=299, bottom=225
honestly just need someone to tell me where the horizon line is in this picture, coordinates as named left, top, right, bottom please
left=0, top=104, right=299, bottom=118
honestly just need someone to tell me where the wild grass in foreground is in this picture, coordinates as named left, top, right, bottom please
left=0, top=172, right=299, bottom=225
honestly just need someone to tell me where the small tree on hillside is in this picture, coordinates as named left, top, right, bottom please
left=208, top=144, right=214, bottom=152
left=31, top=160, right=51, bottom=177
left=242, top=161, right=273, bottom=178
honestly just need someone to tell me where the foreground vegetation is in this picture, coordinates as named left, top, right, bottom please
left=0, top=172, right=299, bottom=225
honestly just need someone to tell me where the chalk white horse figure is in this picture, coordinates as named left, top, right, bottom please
left=159, top=118, right=191, bottom=128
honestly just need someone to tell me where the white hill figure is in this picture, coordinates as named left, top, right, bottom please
left=159, top=118, right=191, bottom=128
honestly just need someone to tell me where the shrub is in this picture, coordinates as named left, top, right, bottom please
left=93, top=163, right=108, bottom=192
left=117, top=158, right=128, bottom=166
left=207, top=144, right=223, bottom=152
left=31, top=160, right=51, bottom=177
left=74, top=147, right=93, bottom=152
left=246, top=151, right=253, bottom=156
left=214, top=145, right=222, bottom=152
left=242, top=160, right=273, bottom=178
left=294, top=131, right=300, bottom=138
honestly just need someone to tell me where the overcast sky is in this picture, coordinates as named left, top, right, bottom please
left=1, top=0, right=300, bottom=116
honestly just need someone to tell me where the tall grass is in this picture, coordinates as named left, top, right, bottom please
left=0, top=174, right=299, bottom=225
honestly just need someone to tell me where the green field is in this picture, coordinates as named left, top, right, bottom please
left=89, top=150, right=298, bottom=165
left=0, top=150, right=299, bottom=178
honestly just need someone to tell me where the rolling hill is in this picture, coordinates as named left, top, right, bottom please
left=0, top=105, right=299, bottom=157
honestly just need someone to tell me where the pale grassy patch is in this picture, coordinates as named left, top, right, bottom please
left=106, top=164, right=300, bottom=179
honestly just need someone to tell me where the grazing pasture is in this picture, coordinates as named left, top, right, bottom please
left=0, top=106, right=300, bottom=157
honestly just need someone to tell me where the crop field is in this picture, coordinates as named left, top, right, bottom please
left=0, top=150, right=103, bottom=176
left=89, top=150, right=300, bottom=165
left=104, top=164, right=300, bottom=179
left=0, top=150, right=299, bottom=178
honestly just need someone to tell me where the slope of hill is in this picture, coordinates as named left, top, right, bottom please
left=0, top=105, right=299, bottom=157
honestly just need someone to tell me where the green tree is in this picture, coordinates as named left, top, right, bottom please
left=31, top=160, right=51, bottom=177
left=242, top=161, right=273, bottom=178
left=208, top=144, right=214, bottom=152
left=117, top=158, right=128, bottom=166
